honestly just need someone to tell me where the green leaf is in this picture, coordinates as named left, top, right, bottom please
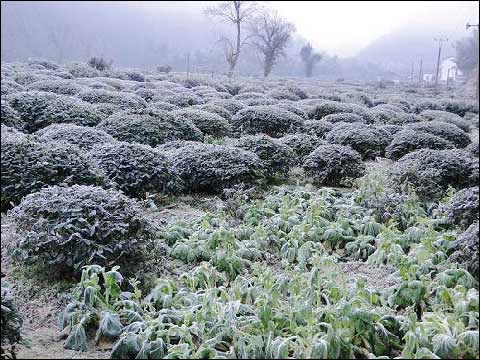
left=64, top=324, right=88, bottom=352
left=310, top=338, right=328, bottom=359
left=432, top=334, right=456, bottom=358
left=95, top=311, right=123, bottom=342
left=111, top=334, right=142, bottom=359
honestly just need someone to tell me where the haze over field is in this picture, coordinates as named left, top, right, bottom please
left=1, top=1, right=478, bottom=79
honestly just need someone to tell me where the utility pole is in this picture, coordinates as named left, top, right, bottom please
left=418, top=58, right=423, bottom=87
left=446, top=68, right=450, bottom=89
left=410, top=62, right=414, bottom=83
left=466, top=23, right=479, bottom=99
left=434, top=37, right=448, bottom=94
left=186, top=52, right=190, bottom=79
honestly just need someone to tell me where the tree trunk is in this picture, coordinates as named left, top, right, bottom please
left=264, top=55, right=274, bottom=77
left=305, top=63, right=313, bottom=77
left=228, top=6, right=242, bottom=79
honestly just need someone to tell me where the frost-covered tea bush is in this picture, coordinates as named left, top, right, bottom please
left=448, top=222, right=479, bottom=279
left=412, top=98, right=479, bottom=116
left=7, top=91, right=104, bottom=132
left=1, top=136, right=106, bottom=210
left=275, top=101, right=308, bottom=119
left=1, top=80, right=25, bottom=96
left=307, top=100, right=370, bottom=121
left=9, top=185, right=154, bottom=275
left=465, top=142, right=479, bottom=157
left=286, top=85, right=309, bottom=99
left=0, top=124, right=26, bottom=143
left=1, top=280, right=24, bottom=360
left=405, top=121, right=471, bottom=148
left=279, top=133, right=325, bottom=161
left=267, top=88, right=301, bottom=101
left=148, top=89, right=178, bottom=102
left=26, top=79, right=85, bottom=96
left=163, top=92, right=205, bottom=107
left=303, top=144, right=366, bottom=186
left=172, top=108, right=232, bottom=137
left=389, top=149, right=478, bottom=200
left=93, top=103, right=123, bottom=116
left=232, top=135, right=295, bottom=176
left=385, top=130, right=454, bottom=160
left=322, top=112, right=367, bottom=124
left=36, top=123, right=115, bottom=151
left=440, top=186, right=479, bottom=229
left=240, top=97, right=278, bottom=106
left=98, top=109, right=204, bottom=147
left=366, top=107, right=398, bottom=124
left=165, top=142, right=264, bottom=193
left=77, top=89, right=147, bottom=110
left=233, top=92, right=266, bottom=100
left=148, top=101, right=180, bottom=112
left=378, top=124, right=403, bottom=136
left=325, top=122, right=391, bottom=159
left=368, top=109, right=421, bottom=126
left=208, top=99, right=245, bottom=115
left=89, top=141, right=183, bottom=198
left=1, top=100, right=24, bottom=130
left=73, top=78, right=116, bottom=91
left=13, top=72, right=56, bottom=86
left=192, top=104, right=233, bottom=121
left=231, top=106, right=304, bottom=138
left=67, top=61, right=101, bottom=78
left=420, top=110, right=471, bottom=132
left=27, top=58, right=59, bottom=70
left=464, top=112, right=479, bottom=128
left=303, top=120, right=334, bottom=138
left=371, top=103, right=405, bottom=114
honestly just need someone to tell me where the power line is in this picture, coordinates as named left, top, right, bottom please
left=433, top=37, right=448, bottom=95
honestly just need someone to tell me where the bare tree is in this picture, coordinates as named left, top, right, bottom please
left=249, top=11, right=295, bottom=77
left=205, top=1, right=259, bottom=77
left=300, top=42, right=322, bottom=77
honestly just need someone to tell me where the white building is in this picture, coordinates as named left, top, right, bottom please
left=440, top=57, right=462, bottom=81
left=423, top=73, right=434, bottom=82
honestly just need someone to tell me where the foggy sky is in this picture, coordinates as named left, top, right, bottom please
left=268, top=1, right=479, bottom=57
left=124, top=1, right=480, bottom=57
left=1, top=1, right=478, bottom=78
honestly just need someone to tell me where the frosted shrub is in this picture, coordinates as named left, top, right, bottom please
left=89, top=141, right=184, bottom=198
left=1, top=136, right=106, bottom=209
left=385, top=130, right=454, bottom=160
left=172, top=108, right=232, bottom=137
left=405, top=121, right=471, bottom=148
left=98, top=109, right=203, bottom=146
left=325, top=122, right=391, bottom=159
left=27, top=79, right=85, bottom=95
left=8, top=91, right=104, bottom=132
left=78, top=89, right=147, bottom=110
left=231, top=106, right=304, bottom=138
left=164, top=142, right=264, bottom=193
left=389, top=149, right=478, bottom=200
left=303, top=144, right=366, bottom=186
left=9, top=185, right=154, bottom=275
left=36, top=123, right=115, bottom=151
left=232, top=134, right=295, bottom=176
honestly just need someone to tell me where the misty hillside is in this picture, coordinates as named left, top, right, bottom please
left=357, top=26, right=459, bottom=77
left=1, top=1, right=396, bottom=80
